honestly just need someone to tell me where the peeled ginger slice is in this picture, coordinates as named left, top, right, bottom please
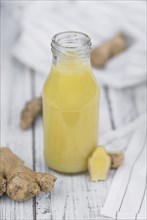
left=88, top=146, right=111, bottom=181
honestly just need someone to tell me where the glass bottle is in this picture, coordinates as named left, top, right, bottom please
left=42, top=31, right=100, bottom=173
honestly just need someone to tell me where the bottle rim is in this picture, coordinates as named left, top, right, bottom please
left=51, top=31, right=91, bottom=58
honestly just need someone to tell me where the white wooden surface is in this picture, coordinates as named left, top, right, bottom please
left=0, top=4, right=146, bottom=220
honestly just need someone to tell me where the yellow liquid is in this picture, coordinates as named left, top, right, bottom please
left=42, top=61, right=99, bottom=173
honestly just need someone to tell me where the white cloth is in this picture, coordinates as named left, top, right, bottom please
left=12, top=1, right=146, bottom=88
left=100, top=119, right=146, bottom=220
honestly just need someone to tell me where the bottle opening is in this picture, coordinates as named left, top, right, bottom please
left=51, top=31, right=91, bottom=59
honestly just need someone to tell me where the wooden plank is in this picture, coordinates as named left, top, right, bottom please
left=33, top=73, right=52, bottom=220
left=107, top=87, right=139, bottom=128
left=134, top=84, right=146, bottom=115
left=0, top=61, right=34, bottom=220
left=100, top=86, right=144, bottom=153
left=99, top=86, right=113, bottom=135
left=106, top=84, right=145, bottom=156
left=1, top=6, right=35, bottom=219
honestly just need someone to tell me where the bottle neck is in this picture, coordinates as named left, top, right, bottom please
left=51, top=31, right=91, bottom=68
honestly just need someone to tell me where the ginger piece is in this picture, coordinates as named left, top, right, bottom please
left=90, top=33, right=126, bottom=67
left=0, top=147, right=23, bottom=196
left=88, top=146, right=111, bottom=181
left=109, top=152, right=124, bottom=169
left=0, top=147, right=56, bottom=201
left=0, top=173, right=6, bottom=196
left=88, top=146, right=124, bottom=181
left=20, top=97, right=42, bottom=130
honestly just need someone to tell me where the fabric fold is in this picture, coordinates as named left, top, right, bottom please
left=100, top=123, right=146, bottom=219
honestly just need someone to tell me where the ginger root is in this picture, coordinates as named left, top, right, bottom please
left=20, top=97, right=42, bottom=130
left=0, top=173, right=6, bottom=196
left=88, top=146, right=124, bottom=181
left=109, top=152, right=124, bottom=169
left=90, top=33, right=126, bottom=68
left=0, top=147, right=56, bottom=201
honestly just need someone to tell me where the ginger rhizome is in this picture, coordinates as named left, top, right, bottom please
left=90, top=33, right=126, bottom=68
left=20, top=97, right=42, bottom=130
left=0, top=173, right=6, bottom=196
left=0, top=147, right=56, bottom=201
left=88, top=146, right=124, bottom=181
left=109, top=152, right=124, bottom=169
left=88, top=146, right=111, bottom=181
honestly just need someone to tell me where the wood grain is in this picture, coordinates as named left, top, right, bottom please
left=0, top=63, right=34, bottom=220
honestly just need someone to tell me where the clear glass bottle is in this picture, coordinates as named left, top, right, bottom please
left=42, top=31, right=100, bottom=173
